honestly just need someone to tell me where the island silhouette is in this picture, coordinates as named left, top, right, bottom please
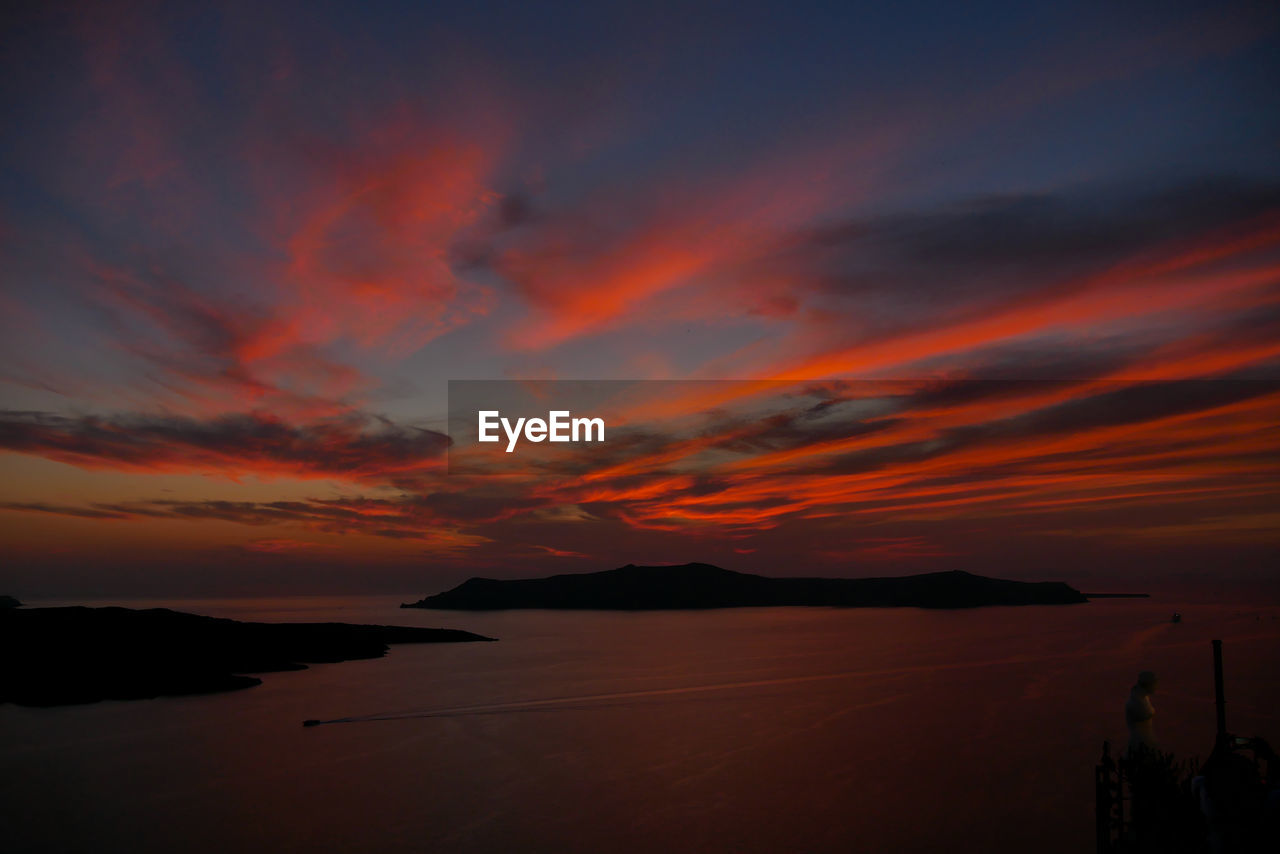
left=2, top=606, right=494, bottom=707
left=402, top=563, right=1088, bottom=611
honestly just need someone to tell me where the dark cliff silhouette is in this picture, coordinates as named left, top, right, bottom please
left=0, top=594, right=21, bottom=608
left=402, top=563, right=1088, bottom=611
left=1, top=606, right=495, bottom=707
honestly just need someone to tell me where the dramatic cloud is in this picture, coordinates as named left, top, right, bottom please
left=0, top=411, right=449, bottom=481
left=799, top=178, right=1280, bottom=297
left=2, top=1, right=1278, bottom=586
left=0, top=493, right=512, bottom=549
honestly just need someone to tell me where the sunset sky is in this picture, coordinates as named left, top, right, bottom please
left=1, top=1, right=1278, bottom=596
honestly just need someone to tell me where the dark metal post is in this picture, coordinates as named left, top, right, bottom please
left=1212, top=638, right=1227, bottom=743
left=1096, top=741, right=1113, bottom=853
left=1116, top=758, right=1125, bottom=838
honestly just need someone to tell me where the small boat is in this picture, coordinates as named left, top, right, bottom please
left=1171, top=613, right=1182, bottom=623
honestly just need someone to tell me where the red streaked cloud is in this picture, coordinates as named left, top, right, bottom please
left=241, top=538, right=335, bottom=554
left=9, top=378, right=1273, bottom=567
left=75, top=120, right=504, bottom=417
left=2, top=1, right=1279, bottom=589
left=275, top=130, right=500, bottom=357
left=0, top=495, right=494, bottom=549
left=0, top=411, right=448, bottom=482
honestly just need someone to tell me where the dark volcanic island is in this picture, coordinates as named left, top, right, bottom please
left=1, top=606, right=494, bottom=707
left=403, top=563, right=1088, bottom=611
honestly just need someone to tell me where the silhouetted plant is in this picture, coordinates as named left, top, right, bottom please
left=1124, top=747, right=1205, bottom=853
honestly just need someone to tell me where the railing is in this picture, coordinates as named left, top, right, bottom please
left=1095, top=740, right=1126, bottom=853
left=1095, top=742, right=1207, bottom=853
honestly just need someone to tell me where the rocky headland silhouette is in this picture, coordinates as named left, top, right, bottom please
left=2, top=606, right=494, bottom=707
left=403, top=563, right=1088, bottom=611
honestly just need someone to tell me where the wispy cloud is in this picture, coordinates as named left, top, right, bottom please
left=0, top=411, right=449, bottom=481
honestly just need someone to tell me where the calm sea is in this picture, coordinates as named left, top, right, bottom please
left=3, top=597, right=1278, bottom=853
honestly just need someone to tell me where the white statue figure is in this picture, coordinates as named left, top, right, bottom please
left=1125, top=670, right=1158, bottom=757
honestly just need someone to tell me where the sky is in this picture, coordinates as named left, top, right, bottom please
left=1, top=0, right=1278, bottom=597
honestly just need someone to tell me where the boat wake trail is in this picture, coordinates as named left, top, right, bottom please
left=301, top=670, right=875, bottom=727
